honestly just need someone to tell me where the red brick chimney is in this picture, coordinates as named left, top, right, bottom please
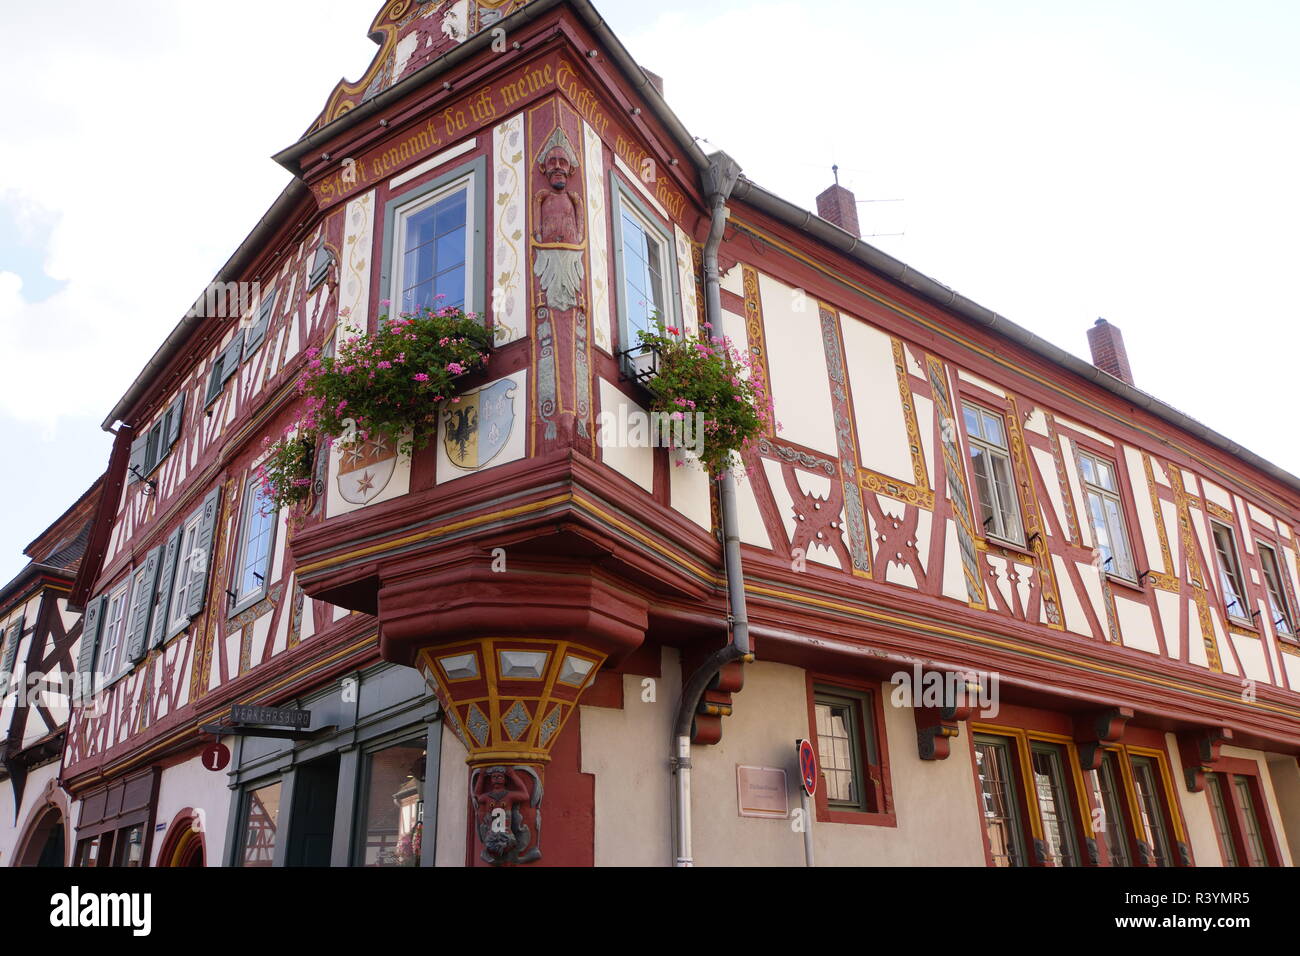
left=1087, top=318, right=1134, bottom=386
left=816, top=167, right=860, bottom=238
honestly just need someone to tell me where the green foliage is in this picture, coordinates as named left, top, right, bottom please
left=635, top=320, right=775, bottom=477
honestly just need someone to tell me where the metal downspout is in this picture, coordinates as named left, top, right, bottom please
left=672, top=152, right=744, bottom=867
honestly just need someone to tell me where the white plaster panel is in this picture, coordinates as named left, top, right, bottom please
left=760, top=273, right=837, bottom=454
left=841, top=317, right=913, bottom=481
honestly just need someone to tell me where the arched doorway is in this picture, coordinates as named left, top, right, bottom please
left=157, top=809, right=206, bottom=867
left=16, top=806, right=65, bottom=867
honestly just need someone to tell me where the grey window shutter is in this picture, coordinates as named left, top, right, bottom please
left=76, top=595, right=106, bottom=695
left=243, top=290, right=277, bottom=360
left=221, top=335, right=244, bottom=384
left=127, top=432, right=148, bottom=483
left=186, top=487, right=222, bottom=619
left=164, top=392, right=185, bottom=453
left=150, top=527, right=183, bottom=650
left=126, top=547, right=162, bottom=665
left=308, top=247, right=333, bottom=289
left=205, top=357, right=225, bottom=405
left=1, top=614, right=24, bottom=676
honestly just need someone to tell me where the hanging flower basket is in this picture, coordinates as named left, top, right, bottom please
left=634, top=322, right=774, bottom=478
left=259, top=302, right=492, bottom=507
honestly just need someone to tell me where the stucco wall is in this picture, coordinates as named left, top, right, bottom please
left=150, top=749, right=234, bottom=867
left=580, top=652, right=987, bottom=866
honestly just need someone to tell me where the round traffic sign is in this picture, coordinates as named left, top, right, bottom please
left=797, top=738, right=817, bottom=796
left=201, top=742, right=231, bottom=772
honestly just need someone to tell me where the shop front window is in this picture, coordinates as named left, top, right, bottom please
left=241, top=782, right=282, bottom=867
left=356, top=740, right=428, bottom=867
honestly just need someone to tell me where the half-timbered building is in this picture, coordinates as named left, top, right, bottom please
left=0, top=480, right=99, bottom=866
left=24, top=0, right=1300, bottom=867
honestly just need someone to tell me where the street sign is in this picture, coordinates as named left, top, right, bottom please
left=797, top=738, right=817, bottom=796
left=201, top=742, right=231, bottom=772
left=230, top=704, right=311, bottom=728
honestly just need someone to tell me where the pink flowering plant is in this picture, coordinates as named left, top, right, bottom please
left=636, top=321, right=774, bottom=477
left=258, top=302, right=492, bottom=509
left=257, top=434, right=316, bottom=513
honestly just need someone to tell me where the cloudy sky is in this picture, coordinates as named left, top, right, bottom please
left=1, top=0, right=1297, bottom=582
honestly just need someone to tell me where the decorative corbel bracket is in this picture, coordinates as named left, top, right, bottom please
left=1177, top=726, right=1234, bottom=792
left=912, top=671, right=980, bottom=761
left=1072, top=706, right=1135, bottom=771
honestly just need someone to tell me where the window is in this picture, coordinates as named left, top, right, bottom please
left=205, top=334, right=245, bottom=406
left=618, top=205, right=668, bottom=343
left=611, top=178, right=677, bottom=363
left=127, top=391, right=185, bottom=483
left=974, top=735, right=1028, bottom=867
left=110, top=824, right=146, bottom=867
left=1077, top=451, right=1136, bottom=581
left=1030, top=743, right=1082, bottom=867
left=1233, top=776, right=1271, bottom=867
left=167, top=512, right=204, bottom=633
left=1205, top=774, right=1241, bottom=866
left=239, top=782, right=282, bottom=868
left=232, top=476, right=277, bottom=610
left=392, top=178, right=471, bottom=314
left=1130, top=755, right=1174, bottom=866
left=98, top=580, right=133, bottom=680
left=1089, top=750, right=1133, bottom=866
left=961, top=402, right=1023, bottom=544
left=1258, top=544, right=1295, bottom=641
left=1206, top=771, right=1276, bottom=866
left=356, top=739, right=427, bottom=867
left=1210, top=521, right=1250, bottom=623
left=808, top=682, right=888, bottom=821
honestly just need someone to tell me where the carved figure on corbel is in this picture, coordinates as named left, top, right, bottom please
left=1072, top=706, right=1135, bottom=771
left=471, top=764, right=544, bottom=865
left=1177, top=726, right=1234, bottom=792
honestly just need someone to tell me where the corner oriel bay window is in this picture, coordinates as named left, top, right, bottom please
left=1210, top=521, right=1251, bottom=623
left=961, top=402, right=1023, bottom=545
left=1077, top=450, right=1136, bottom=581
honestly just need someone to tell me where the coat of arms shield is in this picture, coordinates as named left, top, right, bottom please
left=337, top=435, right=398, bottom=505
left=443, top=379, right=517, bottom=470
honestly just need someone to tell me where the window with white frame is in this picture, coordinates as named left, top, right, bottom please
left=611, top=180, right=675, bottom=360
left=1077, top=450, right=1137, bottom=581
left=167, top=512, right=205, bottom=633
left=99, top=580, right=133, bottom=679
left=1258, top=543, right=1295, bottom=640
left=232, top=477, right=277, bottom=609
left=391, top=176, right=472, bottom=315
left=961, top=402, right=1024, bottom=545
left=1210, top=521, right=1251, bottom=623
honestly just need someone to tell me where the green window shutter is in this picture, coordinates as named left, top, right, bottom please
left=127, top=432, right=148, bottom=483
left=1, top=614, right=24, bottom=676
left=126, top=547, right=162, bottom=665
left=76, top=596, right=106, bottom=695
left=186, top=487, right=222, bottom=619
left=243, top=290, right=277, bottom=360
left=204, top=356, right=225, bottom=405
left=150, top=528, right=183, bottom=650
left=308, top=247, right=333, bottom=290
left=164, top=392, right=186, bottom=454
left=221, top=335, right=244, bottom=384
